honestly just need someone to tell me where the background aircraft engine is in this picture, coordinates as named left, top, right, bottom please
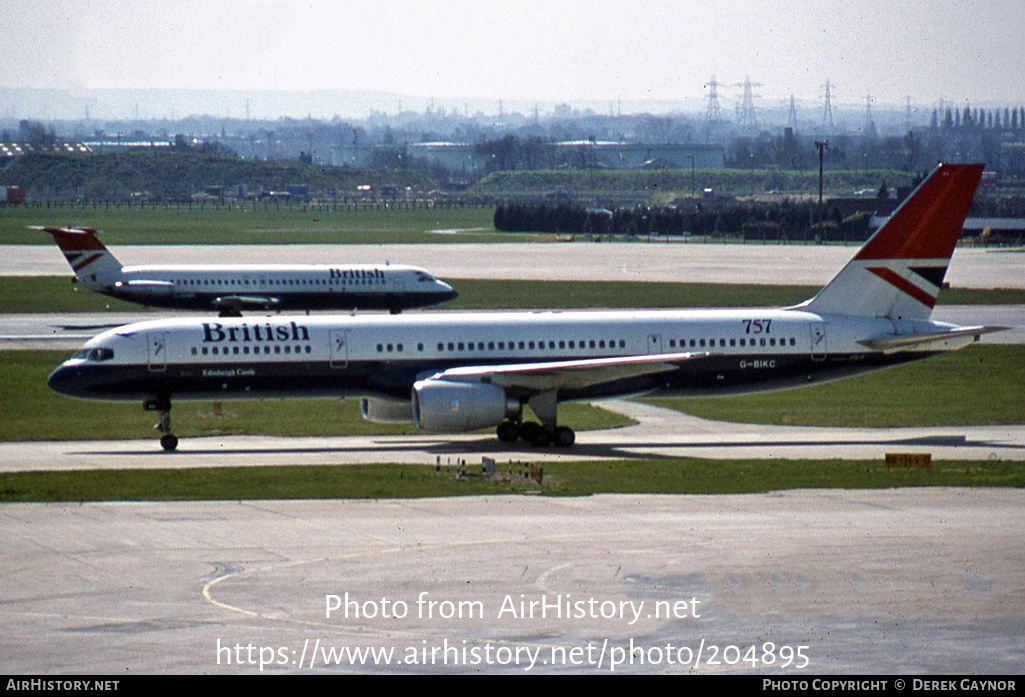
left=360, top=397, right=414, bottom=423
left=412, top=379, right=519, bottom=432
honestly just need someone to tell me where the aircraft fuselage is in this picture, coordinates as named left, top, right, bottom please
left=99, top=263, right=458, bottom=312
left=47, top=309, right=954, bottom=406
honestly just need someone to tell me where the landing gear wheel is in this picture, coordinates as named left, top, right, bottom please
left=496, top=421, right=521, bottom=443
left=525, top=424, right=551, bottom=447
left=553, top=426, right=576, bottom=447
left=145, top=396, right=178, bottom=452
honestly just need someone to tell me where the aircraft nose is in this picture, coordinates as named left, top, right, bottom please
left=47, top=363, right=84, bottom=398
left=440, top=281, right=459, bottom=300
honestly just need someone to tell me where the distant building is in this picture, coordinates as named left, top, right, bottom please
left=0, top=142, right=91, bottom=160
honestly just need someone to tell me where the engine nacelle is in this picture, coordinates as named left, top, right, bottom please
left=412, top=379, right=520, bottom=432
left=360, top=397, right=414, bottom=423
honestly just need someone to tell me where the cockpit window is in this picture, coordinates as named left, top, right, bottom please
left=73, top=348, right=115, bottom=362
left=416, top=272, right=436, bottom=282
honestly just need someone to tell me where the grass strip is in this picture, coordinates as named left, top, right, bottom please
left=2, top=458, right=1022, bottom=503
left=647, top=345, right=1025, bottom=428
left=0, top=205, right=499, bottom=245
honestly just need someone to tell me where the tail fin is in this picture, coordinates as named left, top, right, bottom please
left=800, top=163, right=983, bottom=321
left=33, top=226, right=123, bottom=284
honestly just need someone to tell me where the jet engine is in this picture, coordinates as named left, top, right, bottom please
left=360, top=397, right=414, bottom=423
left=412, top=379, right=520, bottom=432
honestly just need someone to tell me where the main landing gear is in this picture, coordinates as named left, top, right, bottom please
left=495, top=390, right=575, bottom=447
left=144, top=396, right=178, bottom=451
left=497, top=420, right=575, bottom=447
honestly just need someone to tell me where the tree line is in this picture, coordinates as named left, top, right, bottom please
left=494, top=201, right=873, bottom=243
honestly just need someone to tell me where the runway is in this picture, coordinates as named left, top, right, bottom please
left=3, top=400, right=1025, bottom=472
left=2, top=489, right=1023, bottom=674
left=4, top=241, right=1025, bottom=288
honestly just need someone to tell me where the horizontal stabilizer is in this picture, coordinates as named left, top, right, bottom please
left=858, top=326, right=1006, bottom=352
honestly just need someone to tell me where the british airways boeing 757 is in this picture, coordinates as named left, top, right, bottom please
left=48, top=163, right=1002, bottom=450
left=36, top=225, right=458, bottom=315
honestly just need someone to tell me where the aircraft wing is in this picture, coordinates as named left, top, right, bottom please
left=858, top=326, right=1006, bottom=352
left=425, top=351, right=709, bottom=394
left=212, top=295, right=283, bottom=310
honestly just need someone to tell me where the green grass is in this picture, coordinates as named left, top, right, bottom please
left=648, top=344, right=1025, bottom=427
left=0, top=204, right=499, bottom=245
left=4, top=276, right=1025, bottom=313
left=2, top=458, right=1022, bottom=503
left=0, top=350, right=632, bottom=442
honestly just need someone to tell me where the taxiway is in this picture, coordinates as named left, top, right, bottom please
left=3, top=400, right=1024, bottom=472
left=4, top=241, right=1025, bottom=288
left=2, top=489, right=1023, bottom=674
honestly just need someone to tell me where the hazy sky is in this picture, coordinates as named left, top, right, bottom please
left=4, top=0, right=1025, bottom=109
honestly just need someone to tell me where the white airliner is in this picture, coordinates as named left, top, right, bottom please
left=36, top=225, right=458, bottom=315
left=49, top=163, right=1002, bottom=451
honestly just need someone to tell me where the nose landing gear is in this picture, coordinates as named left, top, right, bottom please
left=144, top=396, right=178, bottom=451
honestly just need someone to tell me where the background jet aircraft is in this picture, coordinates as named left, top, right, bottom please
left=36, top=225, right=457, bottom=316
left=48, top=164, right=1001, bottom=450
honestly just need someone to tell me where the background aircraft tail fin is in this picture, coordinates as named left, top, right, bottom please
left=33, top=226, right=123, bottom=284
left=799, top=163, right=983, bottom=320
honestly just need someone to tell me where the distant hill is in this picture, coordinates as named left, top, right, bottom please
left=0, top=150, right=437, bottom=201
